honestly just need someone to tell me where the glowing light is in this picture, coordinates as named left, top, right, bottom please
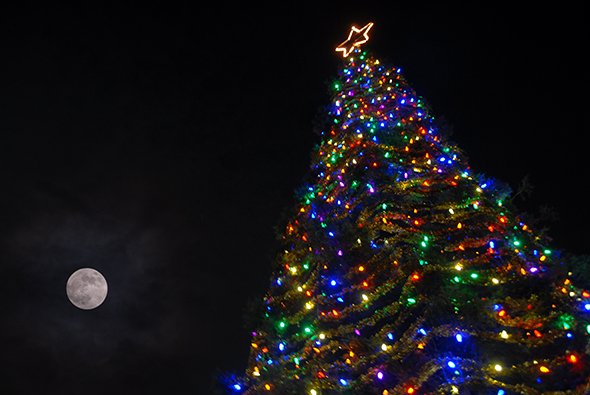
left=265, top=384, right=271, bottom=390
left=233, top=384, right=242, bottom=390
left=492, top=278, right=499, bottom=284
left=456, top=334, right=463, bottom=342
left=311, top=390, right=317, bottom=395
left=377, top=371, right=384, bottom=380
left=448, top=361, right=456, bottom=368
left=381, top=343, right=387, bottom=351
left=501, top=330, right=509, bottom=339
left=494, top=364, right=502, bottom=372
left=340, top=378, right=348, bottom=386
left=455, top=264, right=462, bottom=271
left=336, top=22, right=374, bottom=57
left=569, top=354, right=578, bottom=363
left=407, top=388, right=415, bottom=394
left=539, top=366, right=550, bottom=373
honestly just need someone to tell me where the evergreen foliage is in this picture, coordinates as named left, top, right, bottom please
left=235, top=42, right=590, bottom=395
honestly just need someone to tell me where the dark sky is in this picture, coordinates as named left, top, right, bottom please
left=0, top=3, right=586, bottom=394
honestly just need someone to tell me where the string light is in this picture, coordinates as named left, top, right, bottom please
left=237, top=23, right=590, bottom=395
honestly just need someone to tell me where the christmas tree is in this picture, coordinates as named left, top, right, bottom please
left=233, top=23, right=590, bottom=394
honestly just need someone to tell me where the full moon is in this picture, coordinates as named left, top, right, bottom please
left=66, top=268, right=108, bottom=310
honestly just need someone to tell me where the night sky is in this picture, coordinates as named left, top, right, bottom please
left=0, top=3, right=586, bottom=394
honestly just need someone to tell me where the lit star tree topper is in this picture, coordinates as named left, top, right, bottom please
left=335, top=22, right=374, bottom=57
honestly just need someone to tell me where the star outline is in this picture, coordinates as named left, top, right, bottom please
left=335, top=22, right=374, bottom=57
